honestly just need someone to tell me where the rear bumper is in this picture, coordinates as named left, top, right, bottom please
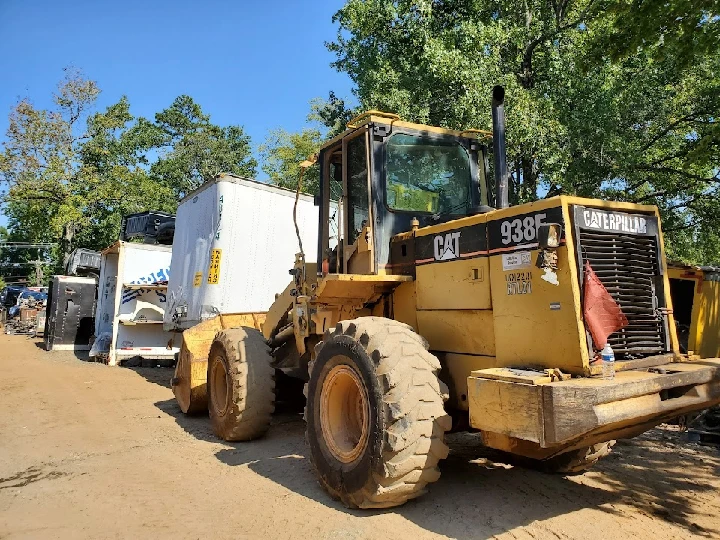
left=468, top=359, right=720, bottom=452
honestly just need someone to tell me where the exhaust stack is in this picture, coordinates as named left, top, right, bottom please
left=492, top=85, right=509, bottom=209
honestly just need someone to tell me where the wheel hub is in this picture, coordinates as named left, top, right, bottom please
left=210, top=355, right=231, bottom=417
left=319, top=362, right=370, bottom=464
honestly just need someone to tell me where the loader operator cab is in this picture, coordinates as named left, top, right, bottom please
left=316, top=112, right=491, bottom=276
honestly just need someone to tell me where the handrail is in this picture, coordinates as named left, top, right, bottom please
left=347, top=110, right=401, bottom=129
left=459, top=128, right=493, bottom=139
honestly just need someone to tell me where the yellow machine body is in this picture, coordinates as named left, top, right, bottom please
left=287, top=197, right=719, bottom=457
left=387, top=197, right=681, bottom=405
left=258, top=115, right=720, bottom=460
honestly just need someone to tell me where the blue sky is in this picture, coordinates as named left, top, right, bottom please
left=0, top=0, right=355, bottom=225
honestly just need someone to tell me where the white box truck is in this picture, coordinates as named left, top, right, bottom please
left=166, top=174, right=319, bottom=413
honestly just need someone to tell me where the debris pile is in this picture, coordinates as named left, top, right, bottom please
left=5, top=318, right=39, bottom=335
left=4, top=294, right=47, bottom=336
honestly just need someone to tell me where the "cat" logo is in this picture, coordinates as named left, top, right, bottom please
left=434, top=232, right=460, bottom=261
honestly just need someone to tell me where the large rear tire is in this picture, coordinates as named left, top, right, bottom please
left=541, top=441, right=615, bottom=474
left=305, top=317, right=451, bottom=509
left=207, top=328, right=275, bottom=441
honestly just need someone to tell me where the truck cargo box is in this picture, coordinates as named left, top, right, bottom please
left=164, top=174, right=319, bottom=331
left=94, top=241, right=178, bottom=365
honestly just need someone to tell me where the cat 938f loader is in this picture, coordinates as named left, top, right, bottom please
left=200, top=86, right=720, bottom=509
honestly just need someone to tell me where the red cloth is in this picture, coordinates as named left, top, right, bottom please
left=583, top=261, right=628, bottom=349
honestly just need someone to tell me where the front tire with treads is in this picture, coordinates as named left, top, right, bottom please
left=207, top=327, right=275, bottom=441
left=305, top=317, right=451, bottom=509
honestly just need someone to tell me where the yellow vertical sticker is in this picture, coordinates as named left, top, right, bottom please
left=207, top=249, right=222, bottom=284
left=193, top=272, right=203, bottom=287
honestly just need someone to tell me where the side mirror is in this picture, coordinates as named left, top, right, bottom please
left=313, top=194, right=321, bottom=207
left=537, top=223, right=562, bottom=249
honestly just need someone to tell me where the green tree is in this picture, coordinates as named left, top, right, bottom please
left=146, top=96, right=257, bottom=198
left=308, top=91, right=358, bottom=138
left=587, top=0, right=720, bottom=264
left=259, top=94, right=359, bottom=197
left=327, top=0, right=719, bottom=262
left=593, top=0, right=718, bottom=66
left=0, top=68, right=100, bottom=266
left=0, top=204, right=58, bottom=281
left=259, top=128, right=323, bottom=195
left=74, top=97, right=176, bottom=250
left=328, top=0, right=597, bottom=199
left=1, top=72, right=260, bottom=271
left=0, top=73, right=177, bottom=267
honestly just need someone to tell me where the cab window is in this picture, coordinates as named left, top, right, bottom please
left=386, top=133, right=471, bottom=215
left=346, top=135, right=369, bottom=245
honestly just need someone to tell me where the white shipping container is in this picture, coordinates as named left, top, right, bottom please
left=95, top=241, right=179, bottom=365
left=165, top=174, right=319, bottom=331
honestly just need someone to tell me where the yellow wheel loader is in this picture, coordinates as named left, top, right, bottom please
left=198, top=86, right=720, bottom=509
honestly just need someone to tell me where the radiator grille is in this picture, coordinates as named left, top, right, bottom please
left=578, top=230, right=665, bottom=357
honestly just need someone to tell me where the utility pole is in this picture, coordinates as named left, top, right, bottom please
left=31, top=259, right=45, bottom=287
left=0, top=243, right=55, bottom=286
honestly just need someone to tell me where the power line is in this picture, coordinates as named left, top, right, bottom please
left=0, top=243, right=56, bottom=249
left=0, top=262, right=51, bottom=267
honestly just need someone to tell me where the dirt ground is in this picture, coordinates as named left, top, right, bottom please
left=0, top=334, right=719, bottom=539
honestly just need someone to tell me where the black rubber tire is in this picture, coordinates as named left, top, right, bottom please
left=541, top=441, right=616, bottom=474
left=207, top=327, right=275, bottom=441
left=305, top=317, right=451, bottom=509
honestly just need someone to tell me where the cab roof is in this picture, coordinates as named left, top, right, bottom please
left=317, top=112, right=492, bottom=154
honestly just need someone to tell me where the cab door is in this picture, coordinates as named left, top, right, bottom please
left=318, top=127, right=373, bottom=275
left=342, top=127, right=374, bottom=274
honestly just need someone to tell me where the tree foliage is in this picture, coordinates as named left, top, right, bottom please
left=326, top=0, right=720, bottom=263
left=0, top=70, right=257, bottom=276
left=590, top=0, right=720, bottom=263
left=145, top=96, right=257, bottom=198
left=0, top=69, right=103, bottom=267
left=592, top=0, right=718, bottom=66
left=259, top=128, right=323, bottom=195
left=308, top=91, right=358, bottom=139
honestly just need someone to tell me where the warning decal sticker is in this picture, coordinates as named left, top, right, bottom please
left=207, top=249, right=222, bottom=285
left=502, top=251, right=532, bottom=271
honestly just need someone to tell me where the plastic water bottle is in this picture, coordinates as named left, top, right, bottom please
left=602, top=344, right=615, bottom=380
